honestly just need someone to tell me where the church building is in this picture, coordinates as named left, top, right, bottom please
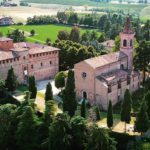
left=74, top=16, right=140, bottom=110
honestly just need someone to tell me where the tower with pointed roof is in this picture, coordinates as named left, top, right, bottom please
left=120, top=15, right=135, bottom=70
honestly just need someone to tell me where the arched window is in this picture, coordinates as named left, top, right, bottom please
left=83, top=91, right=87, bottom=99
left=130, top=39, right=133, bottom=47
left=123, top=39, right=127, bottom=47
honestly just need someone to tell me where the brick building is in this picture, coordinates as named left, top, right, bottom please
left=0, top=38, right=59, bottom=83
left=74, top=16, right=140, bottom=110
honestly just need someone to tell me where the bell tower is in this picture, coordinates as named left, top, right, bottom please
left=120, top=15, right=135, bottom=70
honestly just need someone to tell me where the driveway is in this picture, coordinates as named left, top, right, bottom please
left=36, top=79, right=62, bottom=102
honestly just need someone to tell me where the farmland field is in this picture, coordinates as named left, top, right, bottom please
left=0, top=24, right=97, bottom=43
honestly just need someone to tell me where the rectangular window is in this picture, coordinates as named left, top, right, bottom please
left=108, top=85, right=112, bottom=93
left=31, top=65, right=33, bottom=69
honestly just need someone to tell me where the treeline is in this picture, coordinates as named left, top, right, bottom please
left=53, top=39, right=99, bottom=70
left=26, top=11, right=126, bottom=39
left=27, top=11, right=147, bottom=40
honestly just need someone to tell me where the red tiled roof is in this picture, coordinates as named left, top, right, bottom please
left=14, top=42, right=60, bottom=54
left=0, top=50, right=19, bottom=61
left=84, top=52, right=127, bottom=69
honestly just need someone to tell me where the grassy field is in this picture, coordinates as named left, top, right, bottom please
left=0, top=24, right=95, bottom=43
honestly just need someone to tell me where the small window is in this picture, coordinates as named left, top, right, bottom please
left=130, top=40, right=133, bottom=47
left=50, top=61, right=52, bottom=65
left=120, top=64, right=124, bottom=70
left=82, top=72, right=87, bottom=79
left=123, top=39, right=127, bottom=47
left=41, top=62, right=43, bottom=67
left=127, top=76, right=130, bottom=85
left=23, top=56, right=25, bottom=60
left=118, top=80, right=121, bottom=89
left=31, top=65, right=34, bottom=69
left=108, top=85, right=112, bottom=93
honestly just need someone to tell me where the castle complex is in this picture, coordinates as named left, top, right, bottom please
left=75, top=16, right=140, bottom=110
left=0, top=38, right=59, bottom=83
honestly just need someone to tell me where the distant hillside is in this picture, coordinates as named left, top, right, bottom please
left=25, top=0, right=96, bottom=6
left=25, top=0, right=150, bottom=5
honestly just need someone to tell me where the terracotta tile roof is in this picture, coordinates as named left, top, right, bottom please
left=97, top=69, right=128, bottom=85
left=14, top=42, right=60, bottom=54
left=0, top=50, right=19, bottom=61
left=84, top=52, right=127, bottom=69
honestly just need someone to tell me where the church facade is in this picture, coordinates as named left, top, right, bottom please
left=0, top=38, right=59, bottom=83
left=74, top=17, right=140, bottom=110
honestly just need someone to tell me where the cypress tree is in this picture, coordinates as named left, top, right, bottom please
left=45, top=82, right=53, bottom=102
left=81, top=99, right=86, bottom=118
left=16, top=106, right=38, bottom=150
left=95, top=106, right=101, bottom=121
left=107, top=100, right=113, bottom=128
left=134, top=101, right=149, bottom=135
left=62, top=70, right=77, bottom=117
left=28, top=76, right=37, bottom=99
left=144, top=91, right=150, bottom=119
left=5, top=66, right=18, bottom=92
left=120, top=89, right=132, bottom=132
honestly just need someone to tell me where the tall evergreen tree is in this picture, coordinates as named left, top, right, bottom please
left=145, top=91, right=150, bottom=119
left=45, top=82, right=53, bottom=102
left=48, top=113, right=71, bottom=150
left=16, top=106, right=38, bottom=150
left=44, top=100, right=56, bottom=127
left=71, top=116, right=87, bottom=150
left=81, top=99, right=86, bottom=118
left=63, top=70, right=77, bottom=117
left=120, top=89, right=132, bottom=132
left=0, top=104, right=17, bottom=150
left=134, top=41, right=150, bottom=82
left=95, top=106, right=101, bottom=121
left=134, top=101, right=149, bottom=135
left=86, top=125, right=116, bottom=150
left=28, top=76, right=37, bottom=99
left=107, top=100, right=113, bottom=129
left=5, top=66, right=18, bottom=92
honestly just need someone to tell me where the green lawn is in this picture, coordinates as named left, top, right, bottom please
left=0, top=24, right=96, bottom=43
